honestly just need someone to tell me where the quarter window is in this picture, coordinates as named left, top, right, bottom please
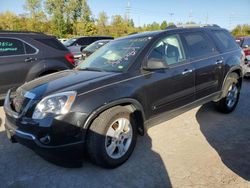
left=0, top=38, right=25, bottom=56
left=183, top=32, right=217, bottom=59
left=24, top=43, right=37, bottom=54
left=213, top=30, right=238, bottom=51
left=148, top=34, right=185, bottom=65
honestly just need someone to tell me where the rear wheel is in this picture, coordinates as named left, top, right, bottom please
left=215, top=73, right=240, bottom=113
left=86, top=106, right=137, bottom=168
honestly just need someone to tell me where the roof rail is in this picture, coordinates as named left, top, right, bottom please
left=165, top=24, right=220, bottom=29
left=0, top=30, right=45, bottom=35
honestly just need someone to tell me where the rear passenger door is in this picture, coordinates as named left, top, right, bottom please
left=0, top=37, right=37, bottom=96
left=181, top=31, right=222, bottom=100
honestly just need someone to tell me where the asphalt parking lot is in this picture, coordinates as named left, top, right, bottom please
left=1, top=80, right=250, bottom=188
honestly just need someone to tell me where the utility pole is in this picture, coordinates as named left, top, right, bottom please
left=126, top=1, right=131, bottom=21
left=205, top=13, right=208, bottom=24
left=188, top=10, right=193, bottom=23
left=169, top=13, right=174, bottom=23
left=229, top=12, right=234, bottom=30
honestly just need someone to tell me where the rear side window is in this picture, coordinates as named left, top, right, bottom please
left=0, top=38, right=25, bottom=56
left=77, top=38, right=96, bottom=46
left=75, top=38, right=88, bottom=46
left=183, top=32, right=217, bottom=59
left=35, top=38, right=67, bottom=51
left=213, top=30, right=238, bottom=52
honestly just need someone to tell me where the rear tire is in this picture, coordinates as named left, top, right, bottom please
left=86, top=106, right=137, bottom=168
left=215, top=73, right=240, bottom=113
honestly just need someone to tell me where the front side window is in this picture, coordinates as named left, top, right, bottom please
left=0, top=38, right=25, bottom=56
left=183, top=32, right=217, bottom=59
left=77, top=37, right=152, bottom=72
left=148, top=34, right=185, bottom=65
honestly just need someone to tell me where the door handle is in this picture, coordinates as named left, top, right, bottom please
left=182, top=69, right=193, bottom=75
left=215, top=60, right=224, bottom=65
left=25, top=57, right=37, bottom=63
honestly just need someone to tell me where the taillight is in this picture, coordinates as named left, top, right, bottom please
left=65, top=53, right=75, bottom=66
left=244, top=49, right=250, bottom=56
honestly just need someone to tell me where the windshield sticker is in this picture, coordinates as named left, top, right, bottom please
left=118, top=65, right=123, bottom=69
left=107, top=48, right=137, bottom=65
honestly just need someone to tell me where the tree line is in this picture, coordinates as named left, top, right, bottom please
left=0, top=0, right=249, bottom=38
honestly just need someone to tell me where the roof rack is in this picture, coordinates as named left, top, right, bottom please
left=165, top=24, right=220, bottom=29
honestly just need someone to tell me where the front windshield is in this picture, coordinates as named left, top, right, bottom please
left=77, top=37, right=152, bottom=72
left=63, top=38, right=77, bottom=47
left=84, top=41, right=109, bottom=52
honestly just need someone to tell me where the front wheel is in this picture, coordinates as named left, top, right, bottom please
left=86, top=106, right=137, bottom=168
left=215, top=73, right=241, bottom=113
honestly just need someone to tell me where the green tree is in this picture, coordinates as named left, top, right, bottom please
left=96, top=11, right=109, bottom=35
left=45, top=0, right=68, bottom=37
left=160, top=20, right=167, bottom=30
left=66, top=0, right=82, bottom=35
left=24, top=0, right=45, bottom=31
left=77, top=0, right=95, bottom=35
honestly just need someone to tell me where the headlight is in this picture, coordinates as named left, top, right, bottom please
left=32, top=91, right=77, bottom=119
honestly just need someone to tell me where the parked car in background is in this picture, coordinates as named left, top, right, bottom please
left=0, top=31, right=75, bottom=100
left=4, top=25, right=243, bottom=168
left=58, top=38, right=68, bottom=43
left=81, top=39, right=112, bottom=60
left=236, top=36, right=250, bottom=77
left=64, top=36, right=114, bottom=59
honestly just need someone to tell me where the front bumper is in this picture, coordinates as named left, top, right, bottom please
left=3, top=90, right=88, bottom=162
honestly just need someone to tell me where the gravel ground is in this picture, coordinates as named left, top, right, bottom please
left=0, top=80, right=250, bottom=188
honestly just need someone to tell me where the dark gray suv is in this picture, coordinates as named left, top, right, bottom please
left=4, top=25, right=244, bottom=168
left=0, top=31, right=75, bottom=100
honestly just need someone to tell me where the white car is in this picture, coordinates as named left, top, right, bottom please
left=242, top=57, right=250, bottom=77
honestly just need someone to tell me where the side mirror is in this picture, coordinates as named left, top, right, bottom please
left=243, top=44, right=249, bottom=48
left=144, top=58, right=168, bottom=70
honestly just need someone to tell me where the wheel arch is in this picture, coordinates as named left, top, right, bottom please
left=83, top=98, right=146, bottom=136
left=221, top=66, right=243, bottom=98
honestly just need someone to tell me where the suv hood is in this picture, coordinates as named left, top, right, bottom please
left=20, top=70, right=118, bottom=99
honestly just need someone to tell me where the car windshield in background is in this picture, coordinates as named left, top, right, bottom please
left=77, top=37, right=152, bottom=72
left=84, top=41, right=110, bottom=52
left=63, top=38, right=77, bottom=47
left=235, top=39, right=243, bottom=46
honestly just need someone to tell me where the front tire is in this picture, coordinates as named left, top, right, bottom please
left=86, top=106, right=137, bottom=168
left=215, top=73, right=240, bottom=113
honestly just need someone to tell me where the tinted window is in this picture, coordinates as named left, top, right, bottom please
left=183, top=32, right=217, bottom=58
left=24, top=43, right=36, bottom=54
left=243, top=38, right=250, bottom=46
left=75, top=38, right=86, bottom=46
left=0, top=38, right=25, bottom=56
left=213, top=30, right=238, bottom=51
left=35, top=38, right=67, bottom=51
left=148, top=34, right=185, bottom=65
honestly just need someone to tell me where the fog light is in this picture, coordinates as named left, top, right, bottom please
left=40, top=135, right=51, bottom=144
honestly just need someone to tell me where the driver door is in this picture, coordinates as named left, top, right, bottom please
left=144, top=34, right=195, bottom=118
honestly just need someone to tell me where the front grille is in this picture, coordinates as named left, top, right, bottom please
left=11, top=88, right=30, bottom=114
